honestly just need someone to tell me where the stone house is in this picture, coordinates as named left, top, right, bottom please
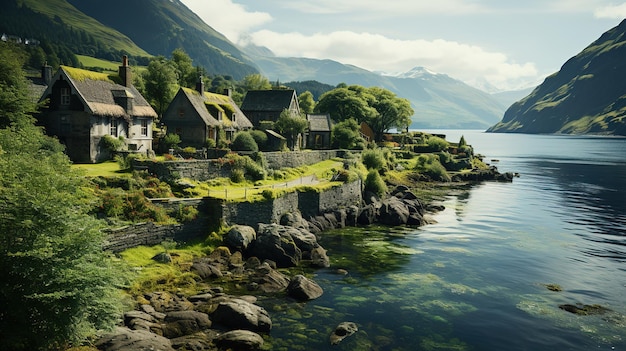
left=37, top=56, right=156, bottom=163
left=240, top=89, right=301, bottom=128
left=161, top=79, right=252, bottom=148
left=306, top=114, right=333, bottom=149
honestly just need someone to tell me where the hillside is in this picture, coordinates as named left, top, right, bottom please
left=67, top=0, right=259, bottom=80
left=488, top=20, right=626, bottom=135
left=255, top=56, right=506, bottom=129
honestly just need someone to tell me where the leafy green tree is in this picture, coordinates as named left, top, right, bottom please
left=0, top=52, right=126, bottom=350
left=315, top=86, right=375, bottom=124
left=170, top=48, right=196, bottom=88
left=275, top=109, right=308, bottom=150
left=250, top=129, right=268, bottom=151
left=0, top=43, right=36, bottom=128
left=298, top=91, right=315, bottom=114
left=143, top=56, right=177, bottom=119
left=367, top=87, right=413, bottom=140
left=242, top=73, right=271, bottom=91
left=331, top=118, right=364, bottom=149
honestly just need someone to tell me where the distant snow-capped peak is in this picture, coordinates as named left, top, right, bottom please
left=381, top=66, right=441, bottom=79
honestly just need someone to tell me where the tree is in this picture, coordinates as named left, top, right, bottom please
left=0, top=42, right=36, bottom=128
left=331, top=118, right=364, bottom=149
left=298, top=91, right=315, bottom=114
left=231, top=131, right=259, bottom=152
left=315, top=86, right=375, bottom=124
left=143, top=56, right=177, bottom=119
left=0, top=51, right=125, bottom=350
left=275, top=109, right=308, bottom=151
left=242, top=73, right=271, bottom=91
left=170, top=48, right=196, bottom=88
left=366, top=87, right=413, bottom=141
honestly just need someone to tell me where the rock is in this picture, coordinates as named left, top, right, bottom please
left=124, top=311, right=157, bottom=331
left=215, top=330, right=264, bottom=351
left=287, top=275, right=324, bottom=301
left=210, top=298, right=272, bottom=333
left=329, top=322, right=358, bottom=345
left=248, top=224, right=302, bottom=267
left=96, top=326, right=175, bottom=351
left=190, top=261, right=223, bottom=279
left=224, top=225, right=257, bottom=251
left=170, top=331, right=219, bottom=351
left=187, top=293, right=213, bottom=303
left=162, top=311, right=212, bottom=339
left=248, top=262, right=290, bottom=293
left=378, top=197, right=410, bottom=226
left=280, top=212, right=310, bottom=230
left=357, top=204, right=377, bottom=225
left=345, top=205, right=360, bottom=227
left=152, top=252, right=172, bottom=264
left=310, top=246, right=330, bottom=268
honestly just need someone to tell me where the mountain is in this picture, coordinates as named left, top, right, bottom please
left=66, top=0, right=259, bottom=80
left=254, top=55, right=507, bottom=129
left=488, top=20, right=626, bottom=135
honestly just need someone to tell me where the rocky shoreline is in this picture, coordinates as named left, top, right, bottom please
left=96, top=169, right=515, bottom=351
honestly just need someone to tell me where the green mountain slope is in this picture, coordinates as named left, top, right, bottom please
left=488, top=20, right=626, bottom=135
left=0, top=0, right=149, bottom=62
left=67, top=0, right=259, bottom=80
left=255, top=56, right=506, bottom=129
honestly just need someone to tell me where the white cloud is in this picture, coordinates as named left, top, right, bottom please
left=179, top=0, right=272, bottom=43
left=594, top=2, right=626, bottom=18
left=280, top=0, right=487, bottom=15
left=248, top=30, right=539, bottom=91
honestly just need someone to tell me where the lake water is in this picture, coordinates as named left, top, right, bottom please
left=262, top=130, right=626, bottom=351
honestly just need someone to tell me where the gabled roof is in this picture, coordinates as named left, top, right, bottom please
left=39, top=66, right=156, bottom=118
left=307, top=114, right=332, bottom=132
left=180, top=87, right=253, bottom=129
left=240, top=89, right=298, bottom=112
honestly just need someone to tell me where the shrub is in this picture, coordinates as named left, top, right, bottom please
left=414, top=154, right=451, bottom=181
left=230, top=168, right=245, bottom=183
left=101, top=134, right=125, bottom=152
left=362, top=149, right=387, bottom=170
left=205, top=138, right=216, bottom=149
left=175, top=205, right=199, bottom=223
left=250, top=130, right=268, bottom=151
left=231, top=131, right=259, bottom=152
left=182, top=146, right=196, bottom=154
left=162, top=133, right=181, bottom=151
left=364, top=169, right=387, bottom=197
left=426, top=136, right=449, bottom=152
left=115, top=153, right=141, bottom=170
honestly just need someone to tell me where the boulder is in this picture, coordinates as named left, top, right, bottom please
left=329, top=322, right=358, bottom=345
left=224, top=225, right=257, bottom=251
left=151, top=252, right=172, bottom=264
left=379, top=197, right=410, bottom=226
left=280, top=212, right=310, bottom=230
left=248, top=262, right=290, bottom=293
left=210, top=298, right=272, bottom=333
left=170, top=331, right=219, bottom=351
left=287, top=275, right=324, bottom=301
left=96, top=326, right=174, bottom=351
left=357, top=204, right=377, bottom=225
left=215, top=330, right=264, bottom=351
left=310, top=246, right=330, bottom=268
left=248, top=224, right=302, bottom=267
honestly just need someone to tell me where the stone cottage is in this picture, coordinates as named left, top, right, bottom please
left=37, top=56, right=156, bottom=163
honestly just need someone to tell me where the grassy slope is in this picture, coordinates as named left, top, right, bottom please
left=21, top=0, right=149, bottom=57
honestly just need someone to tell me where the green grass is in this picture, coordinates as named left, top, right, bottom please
left=77, top=55, right=120, bottom=72
left=72, top=160, right=130, bottom=178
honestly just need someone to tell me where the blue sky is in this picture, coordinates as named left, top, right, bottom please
left=180, top=0, right=624, bottom=92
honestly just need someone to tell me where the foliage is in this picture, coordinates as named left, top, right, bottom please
left=250, top=129, right=268, bottom=151
left=331, top=118, right=365, bottom=149
left=115, top=153, right=141, bottom=171
left=162, top=133, right=181, bottom=151
left=414, top=154, right=451, bottom=182
left=316, top=84, right=413, bottom=141
left=298, top=91, right=316, bottom=114
left=143, top=56, right=177, bottom=119
left=0, top=43, right=37, bottom=128
left=285, top=80, right=334, bottom=100
left=170, top=48, right=196, bottom=88
left=100, top=134, right=125, bottom=153
left=225, top=153, right=266, bottom=181
left=230, top=168, right=245, bottom=183
left=231, top=131, right=259, bottom=152
left=204, top=137, right=216, bottom=149
left=175, top=205, right=199, bottom=223
left=361, top=148, right=387, bottom=171
left=242, top=73, right=271, bottom=91
left=97, top=188, right=171, bottom=223
left=364, top=169, right=387, bottom=197
left=426, top=136, right=450, bottom=152
left=275, top=109, right=308, bottom=150
left=0, top=62, right=126, bottom=349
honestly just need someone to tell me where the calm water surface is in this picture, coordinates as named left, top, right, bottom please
left=262, top=130, right=626, bottom=351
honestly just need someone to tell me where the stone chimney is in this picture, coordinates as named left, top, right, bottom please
left=196, top=76, right=204, bottom=94
left=226, top=88, right=232, bottom=97
left=118, top=55, right=131, bottom=87
left=41, top=62, right=52, bottom=86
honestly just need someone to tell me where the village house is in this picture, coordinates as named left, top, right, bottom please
left=306, top=114, right=333, bottom=149
left=161, top=78, right=252, bottom=148
left=240, top=89, right=301, bottom=128
left=37, top=56, right=157, bottom=163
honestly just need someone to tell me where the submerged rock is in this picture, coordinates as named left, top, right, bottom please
left=287, top=274, right=324, bottom=301
left=329, top=321, right=358, bottom=345
left=215, top=330, right=264, bottom=350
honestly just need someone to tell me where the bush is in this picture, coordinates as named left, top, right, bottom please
left=115, top=153, right=141, bottom=170
left=250, top=130, right=268, bottom=151
left=364, top=169, right=387, bottom=197
left=231, top=131, right=258, bottom=152
left=230, top=168, right=245, bottom=183
left=101, top=134, right=125, bottom=152
left=414, top=154, right=450, bottom=181
left=426, top=136, right=449, bottom=152
left=162, top=133, right=181, bottom=151
left=205, top=138, right=216, bottom=149
left=175, top=205, right=199, bottom=223
left=362, top=149, right=387, bottom=170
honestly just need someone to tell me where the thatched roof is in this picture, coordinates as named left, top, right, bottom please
left=40, top=66, right=157, bottom=119
left=181, top=87, right=253, bottom=129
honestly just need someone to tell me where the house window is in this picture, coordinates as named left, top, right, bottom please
left=60, top=87, right=71, bottom=105
left=232, top=113, right=236, bottom=123
left=178, top=109, right=185, bottom=118
left=140, top=120, right=148, bottom=136
left=110, top=118, right=118, bottom=136
left=218, top=111, right=223, bottom=121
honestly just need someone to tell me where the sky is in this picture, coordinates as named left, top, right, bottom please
left=180, top=0, right=625, bottom=92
